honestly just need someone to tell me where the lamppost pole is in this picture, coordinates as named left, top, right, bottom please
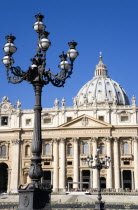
left=2, top=13, right=78, bottom=210
left=86, top=149, right=111, bottom=210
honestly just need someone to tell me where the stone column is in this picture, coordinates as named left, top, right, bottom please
left=106, top=137, right=113, bottom=189
left=73, top=138, right=79, bottom=189
left=90, top=169, right=93, bottom=189
left=92, top=137, right=98, bottom=188
left=59, top=138, right=66, bottom=191
left=80, top=170, right=82, bottom=190
left=7, top=169, right=11, bottom=193
left=114, top=137, right=120, bottom=191
left=10, top=139, right=20, bottom=193
left=133, top=137, right=138, bottom=190
left=121, top=170, right=123, bottom=189
left=53, top=138, right=59, bottom=192
left=131, top=170, right=134, bottom=190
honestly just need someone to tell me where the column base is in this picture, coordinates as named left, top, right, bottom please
left=18, top=188, right=51, bottom=210
left=95, top=201, right=105, bottom=210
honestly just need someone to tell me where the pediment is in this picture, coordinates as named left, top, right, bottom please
left=59, top=114, right=112, bottom=128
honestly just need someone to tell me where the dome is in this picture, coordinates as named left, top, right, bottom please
left=75, top=54, right=129, bottom=106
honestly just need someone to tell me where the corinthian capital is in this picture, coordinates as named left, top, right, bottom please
left=72, top=137, right=79, bottom=142
left=113, top=137, right=119, bottom=142
left=132, top=136, right=138, bottom=142
left=60, top=138, right=66, bottom=143
left=52, top=138, right=60, bottom=143
left=91, top=137, right=98, bottom=142
left=105, top=136, right=113, bottom=142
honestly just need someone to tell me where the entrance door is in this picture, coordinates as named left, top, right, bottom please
left=0, top=163, right=8, bottom=193
left=67, top=177, right=73, bottom=191
left=123, top=170, right=131, bottom=190
left=100, top=177, right=106, bottom=189
left=43, top=171, right=51, bottom=188
left=82, top=170, right=90, bottom=189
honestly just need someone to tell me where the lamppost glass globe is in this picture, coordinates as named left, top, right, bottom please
left=33, top=21, right=45, bottom=33
left=67, top=48, right=79, bottom=61
left=33, top=13, right=45, bottom=33
left=2, top=55, right=14, bottom=67
left=30, top=64, right=37, bottom=69
left=4, top=42, right=17, bottom=55
left=67, top=41, right=78, bottom=61
left=39, top=31, right=51, bottom=51
left=39, top=37, right=51, bottom=51
left=59, top=60, right=70, bottom=71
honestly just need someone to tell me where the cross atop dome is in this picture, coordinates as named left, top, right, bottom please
left=99, top=51, right=102, bottom=60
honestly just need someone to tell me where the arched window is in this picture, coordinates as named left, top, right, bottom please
left=99, top=144, right=105, bottom=154
left=0, top=145, right=6, bottom=157
left=123, top=142, right=129, bottom=154
left=44, top=144, right=50, bottom=155
left=67, top=144, right=72, bottom=155
left=82, top=142, right=89, bottom=155
left=25, top=145, right=30, bottom=157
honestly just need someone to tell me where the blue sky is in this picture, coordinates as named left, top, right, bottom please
left=0, top=0, right=138, bottom=108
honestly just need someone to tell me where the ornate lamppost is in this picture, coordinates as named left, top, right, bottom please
left=2, top=13, right=78, bottom=210
left=86, top=148, right=111, bottom=210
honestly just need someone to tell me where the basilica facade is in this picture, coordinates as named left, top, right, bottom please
left=0, top=55, right=138, bottom=193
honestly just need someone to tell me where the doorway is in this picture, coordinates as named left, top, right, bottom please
left=0, top=163, right=8, bottom=193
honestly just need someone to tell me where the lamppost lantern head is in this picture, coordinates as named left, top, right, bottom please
left=39, top=31, right=51, bottom=51
left=30, top=64, right=37, bottom=69
left=34, top=14, right=45, bottom=33
left=86, top=156, right=90, bottom=162
left=59, top=60, right=70, bottom=71
left=59, top=52, right=70, bottom=71
left=100, top=158, right=104, bottom=164
left=94, top=155, right=98, bottom=161
left=2, top=55, right=14, bottom=67
left=67, top=41, right=78, bottom=61
left=97, top=148, right=100, bottom=153
left=108, top=157, right=111, bottom=163
left=4, top=34, right=17, bottom=55
left=30, top=58, right=38, bottom=69
left=90, top=158, right=93, bottom=163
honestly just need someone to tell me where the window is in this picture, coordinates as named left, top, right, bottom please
left=121, top=116, right=128, bottom=122
left=43, top=118, right=51, bottom=124
left=1, top=117, right=8, bottom=126
left=25, top=145, right=30, bottom=157
left=44, top=144, right=50, bottom=155
left=123, top=142, right=129, bottom=155
left=82, top=142, right=89, bottom=155
left=124, top=161, right=130, bottom=165
left=67, top=161, right=72, bottom=165
left=67, top=117, right=72, bottom=122
left=26, top=119, right=31, bottom=126
left=0, top=145, right=6, bottom=157
left=44, top=162, right=50, bottom=165
left=67, top=144, right=72, bottom=155
left=99, top=145, right=105, bottom=154
left=98, top=116, right=104, bottom=121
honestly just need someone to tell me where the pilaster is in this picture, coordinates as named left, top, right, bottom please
left=133, top=137, right=138, bottom=189
left=106, top=137, right=113, bottom=188
left=73, top=137, right=79, bottom=189
left=92, top=137, right=98, bottom=188
left=114, top=137, right=120, bottom=191
left=53, top=138, right=59, bottom=192
left=10, top=139, right=21, bottom=193
left=59, top=138, right=66, bottom=191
